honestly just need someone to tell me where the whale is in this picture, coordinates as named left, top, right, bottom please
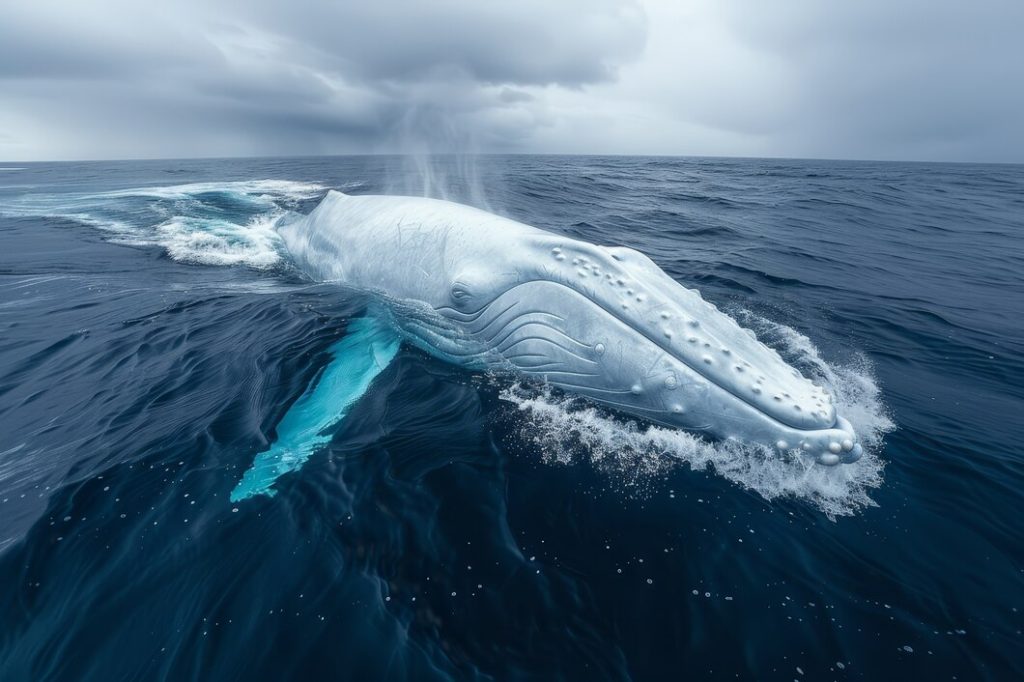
left=232, top=190, right=862, bottom=501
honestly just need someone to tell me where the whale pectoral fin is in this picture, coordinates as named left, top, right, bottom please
left=230, top=313, right=400, bottom=502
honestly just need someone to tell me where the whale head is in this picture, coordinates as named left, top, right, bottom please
left=283, top=191, right=862, bottom=465
left=430, top=232, right=860, bottom=465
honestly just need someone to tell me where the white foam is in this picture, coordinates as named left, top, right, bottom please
left=144, top=211, right=287, bottom=268
left=735, top=310, right=895, bottom=452
left=499, top=315, right=893, bottom=518
left=1, top=179, right=329, bottom=219
left=49, top=212, right=136, bottom=234
left=0, top=178, right=340, bottom=268
left=95, top=179, right=328, bottom=206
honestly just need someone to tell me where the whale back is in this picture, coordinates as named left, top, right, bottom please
left=280, top=190, right=543, bottom=306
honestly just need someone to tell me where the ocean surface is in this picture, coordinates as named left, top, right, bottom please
left=0, top=155, right=1021, bottom=680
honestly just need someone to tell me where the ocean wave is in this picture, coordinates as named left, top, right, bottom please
left=125, top=212, right=289, bottom=268
left=0, top=178, right=339, bottom=268
left=92, top=179, right=328, bottom=205
left=1, top=178, right=328, bottom=214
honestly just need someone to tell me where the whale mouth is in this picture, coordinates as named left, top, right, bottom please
left=584, top=288, right=864, bottom=466
left=587, top=298, right=864, bottom=465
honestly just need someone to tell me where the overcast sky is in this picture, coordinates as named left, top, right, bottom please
left=2, top=0, right=1022, bottom=162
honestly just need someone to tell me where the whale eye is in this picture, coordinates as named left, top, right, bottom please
left=450, top=281, right=473, bottom=305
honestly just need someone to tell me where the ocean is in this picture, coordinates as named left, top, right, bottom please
left=0, top=155, right=1021, bottom=680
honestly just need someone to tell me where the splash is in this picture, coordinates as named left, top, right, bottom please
left=0, top=179, right=335, bottom=268
left=734, top=310, right=895, bottom=445
left=499, top=315, right=894, bottom=518
left=144, top=211, right=287, bottom=269
left=231, top=313, right=400, bottom=502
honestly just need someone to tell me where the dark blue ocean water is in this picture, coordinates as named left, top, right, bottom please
left=0, top=155, right=1021, bottom=680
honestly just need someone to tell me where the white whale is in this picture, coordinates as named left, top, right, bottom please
left=275, top=190, right=863, bottom=468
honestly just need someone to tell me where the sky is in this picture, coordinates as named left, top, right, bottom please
left=1, top=0, right=1022, bottom=163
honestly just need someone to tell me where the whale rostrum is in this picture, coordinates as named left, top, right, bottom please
left=279, top=190, right=862, bottom=466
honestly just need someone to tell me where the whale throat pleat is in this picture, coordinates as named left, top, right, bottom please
left=230, top=313, right=400, bottom=502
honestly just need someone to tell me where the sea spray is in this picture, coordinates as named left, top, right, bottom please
left=499, top=314, right=893, bottom=519
left=384, top=104, right=495, bottom=210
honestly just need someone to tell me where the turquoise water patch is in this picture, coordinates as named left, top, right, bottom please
left=231, top=314, right=400, bottom=502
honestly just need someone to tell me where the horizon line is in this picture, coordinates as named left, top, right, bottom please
left=1, top=150, right=1022, bottom=167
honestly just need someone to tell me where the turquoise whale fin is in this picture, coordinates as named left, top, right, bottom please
left=230, top=313, right=400, bottom=502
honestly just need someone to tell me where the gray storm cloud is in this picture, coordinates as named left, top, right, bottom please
left=710, top=1, right=1024, bottom=162
left=0, top=0, right=1021, bottom=162
left=0, top=0, right=647, bottom=160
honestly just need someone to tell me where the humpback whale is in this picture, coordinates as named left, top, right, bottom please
left=232, top=190, right=862, bottom=501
